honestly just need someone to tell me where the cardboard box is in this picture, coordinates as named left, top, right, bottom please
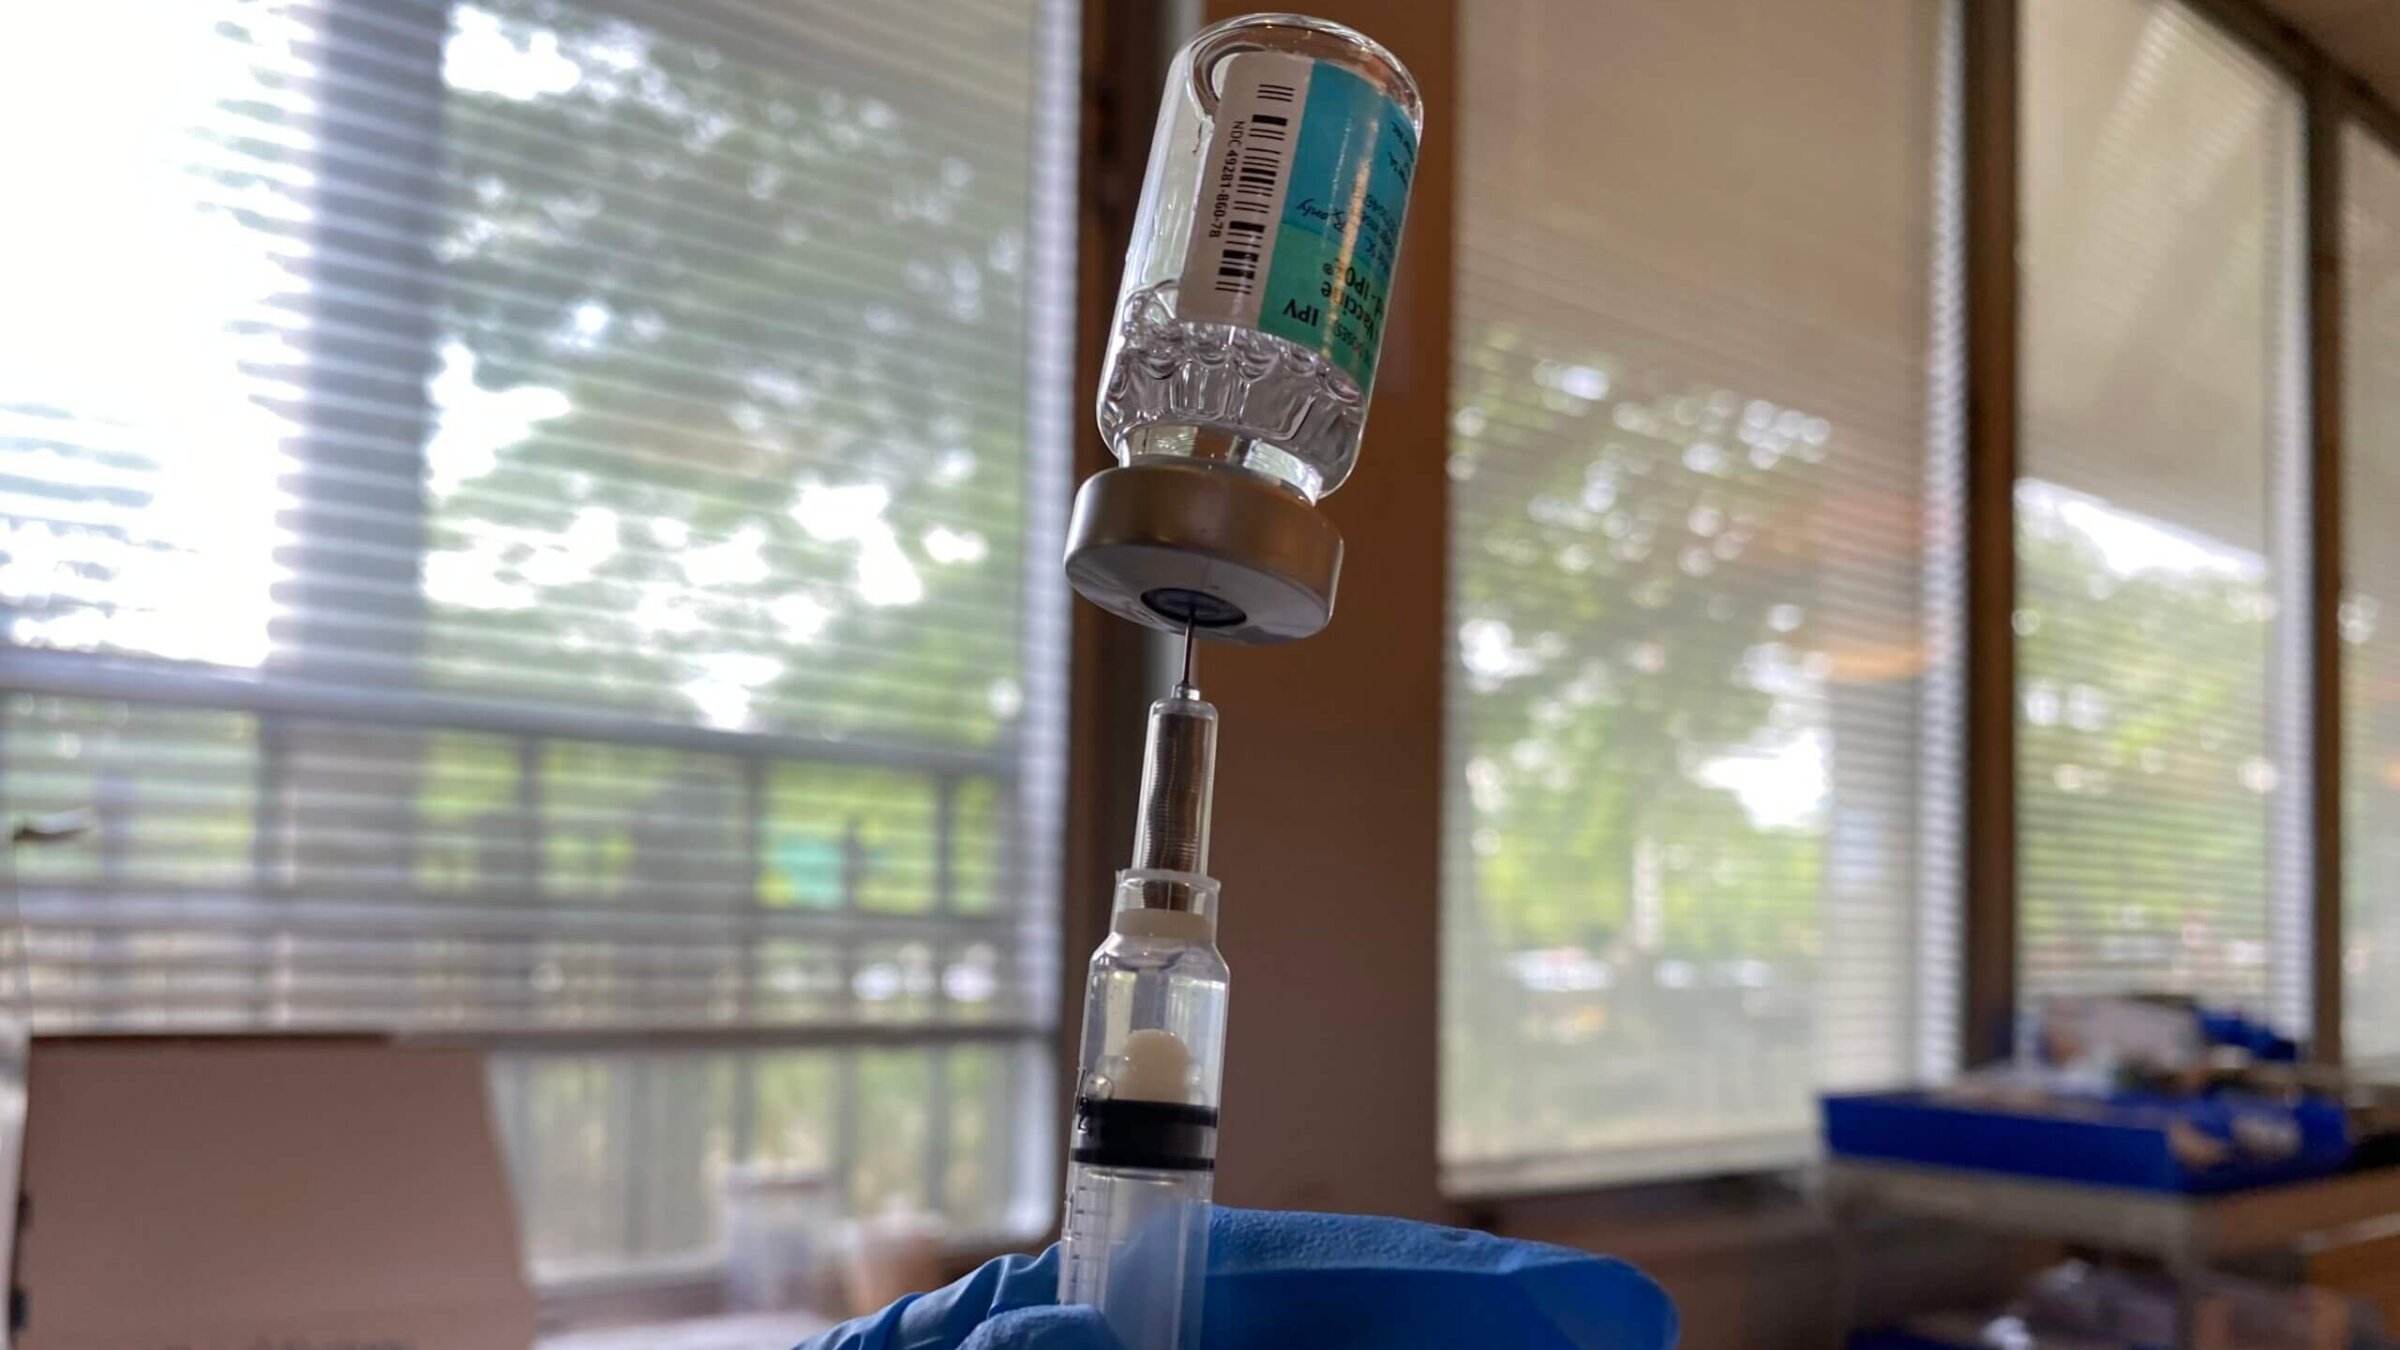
left=14, top=1038, right=535, bottom=1350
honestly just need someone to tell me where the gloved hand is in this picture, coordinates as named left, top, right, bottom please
left=797, top=1206, right=1678, bottom=1350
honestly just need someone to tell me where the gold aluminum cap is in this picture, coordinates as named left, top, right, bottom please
left=1062, top=459, right=1344, bottom=645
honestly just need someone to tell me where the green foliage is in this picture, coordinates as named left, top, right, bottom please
left=2015, top=492, right=2279, bottom=1001
left=428, top=0, right=1037, bottom=747
left=2, top=698, right=255, bottom=887
left=751, top=1051, right=837, bottom=1169
left=764, top=763, right=936, bottom=912
left=1448, top=325, right=1831, bottom=955
left=1444, top=325, right=1849, bottom=1164
left=414, top=731, right=522, bottom=892
left=852, top=1048, right=935, bottom=1213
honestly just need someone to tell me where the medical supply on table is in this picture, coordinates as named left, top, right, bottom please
left=1063, top=12, right=1424, bottom=645
left=1823, top=1084, right=2352, bottom=1193
left=720, top=1163, right=835, bottom=1311
left=1854, top=1260, right=2388, bottom=1350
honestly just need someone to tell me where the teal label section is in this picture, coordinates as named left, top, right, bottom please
left=1255, top=64, right=1417, bottom=394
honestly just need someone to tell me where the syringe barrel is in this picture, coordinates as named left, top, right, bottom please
left=1057, top=877, right=1229, bottom=1350
left=1058, top=1162, right=1212, bottom=1350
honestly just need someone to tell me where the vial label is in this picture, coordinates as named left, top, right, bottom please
left=1179, top=51, right=1418, bottom=394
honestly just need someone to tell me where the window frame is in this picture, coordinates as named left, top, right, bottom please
left=1959, top=0, right=2400, bottom=1071
left=12, top=0, right=2400, bottom=1275
left=344, top=0, right=2400, bottom=1245
left=1424, top=0, right=2400, bottom=1210
left=1, top=0, right=1086, bottom=1300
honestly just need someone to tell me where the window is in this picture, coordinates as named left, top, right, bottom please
left=10, top=0, right=2399, bottom=1246
left=2345, top=123, right=2400, bottom=1067
left=1441, top=0, right=1961, bottom=1191
left=0, top=0, right=1074, bottom=1279
left=2015, top=0, right=2309, bottom=1027
left=488, top=1040, right=1046, bottom=1272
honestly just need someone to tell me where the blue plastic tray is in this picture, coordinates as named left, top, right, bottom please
left=1822, top=1090, right=2349, bottom=1194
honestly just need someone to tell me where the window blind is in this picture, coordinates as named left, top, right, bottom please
left=2344, top=123, right=2400, bottom=1066
left=1441, top=0, right=1961, bottom=1192
left=2015, top=0, right=2310, bottom=1030
left=0, top=0, right=1075, bottom=1268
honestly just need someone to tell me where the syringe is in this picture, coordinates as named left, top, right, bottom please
left=1057, top=642, right=1229, bottom=1350
left=1052, top=14, right=1421, bottom=1340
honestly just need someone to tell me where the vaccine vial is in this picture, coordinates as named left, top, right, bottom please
left=1100, top=15, right=1423, bottom=503
left=1064, top=15, right=1424, bottom=645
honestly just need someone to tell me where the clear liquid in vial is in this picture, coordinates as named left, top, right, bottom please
left=1097, top=281, right=1368, bottom=502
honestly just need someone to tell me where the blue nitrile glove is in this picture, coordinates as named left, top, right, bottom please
left=797, top=1207, right=1678, bottom=1350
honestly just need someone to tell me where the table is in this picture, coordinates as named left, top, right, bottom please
left=1824, top=1159, right=2400, bottom=1347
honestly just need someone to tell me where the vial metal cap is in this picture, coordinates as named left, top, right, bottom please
left=1062, top=459, right=1344, bottom=645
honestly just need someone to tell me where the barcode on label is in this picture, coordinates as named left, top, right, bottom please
left=1178, top=53, right=1315, bottom=328
left=1212, top=86, right=1295, bottom=297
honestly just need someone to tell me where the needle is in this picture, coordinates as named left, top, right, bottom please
left=1179, top=617, right=1196, bottom=690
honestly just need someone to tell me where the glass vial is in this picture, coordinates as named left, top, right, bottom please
left=1098, top=14, right=1424, bottom=504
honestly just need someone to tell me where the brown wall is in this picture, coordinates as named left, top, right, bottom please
left=1196, top=0, right=1455, bottom=1224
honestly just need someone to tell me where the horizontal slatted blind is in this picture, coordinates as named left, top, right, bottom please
left=0, top=0, right=1073, bottom=1037
left=1441, top=0, right=1961, bottom=1191
left=2345, top=124, right=2400, bottom=1065
left=2015, top=0, right=2309, bottom=1029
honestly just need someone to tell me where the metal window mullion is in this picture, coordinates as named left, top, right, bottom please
left=228, top=0, right=449, bottom=1036
left=2261, top=41, right=2319, bottom=1043
left=0, top=647, right=1011, bottom=781
left=838, top=811, right=863, bottom=1032
left=835, top=797, right=864, bottom=1210
left=2307, top=57, right=2348, bottom=1064
left=1962, top=0, right=2022, bottom=1068
left=622, top=1054, right=653, bottom=1259
left=278, top=0, right=443, bottom=682
left=251, top=714, right=290, bottom=893
left=925, top=1043, right=953, bottom=1214
left=834, top=1045, right=862, bottom=1213
left=516, top=735, right=545, bottom=1028
left=248, top=712, right=293, bottom=1026
left=732, top=756, right=767, bottom=1162
left=932, top=773, right=959, bottom=1024
left=933, top=774, right=960, bottom=920
left=0, top=699, right=17, bottom=1018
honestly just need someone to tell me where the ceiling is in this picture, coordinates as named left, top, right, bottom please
left=2256, top=0, right=2400, bottom=111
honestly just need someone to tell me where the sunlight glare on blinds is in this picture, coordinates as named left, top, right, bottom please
left=0, top=0, right=1073, bottom=1037
left=2016, top=0, right=2309, bottom=1030
left=1441, top=0, right=1959, bottom=1191
left=2343, top=124, right=2400, bottom=1065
